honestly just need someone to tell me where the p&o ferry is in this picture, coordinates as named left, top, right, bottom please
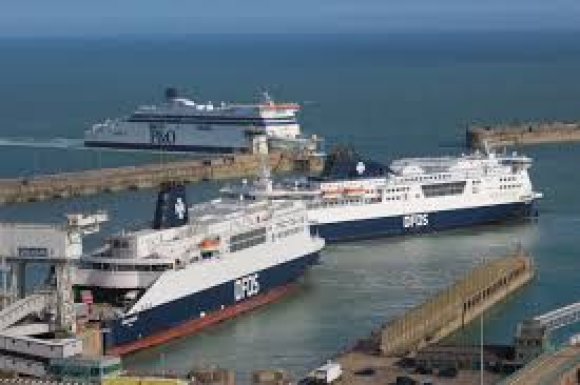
left=74, top=183, right=324, bottom=355
left=84, top=89, right=305, bottom=153
left=221, top=149, right=543, bottom=242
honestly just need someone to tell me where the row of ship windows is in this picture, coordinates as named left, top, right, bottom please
left=317, top=186, right=472, bottom=203
left=318, top=185, right=470, bottom=202
left=314, top=197, right=382, bottom=207
left=134, top=113, right=295, bottom=120
left=230, top=227, right=267, bottom=244
left=131, top=115, right=296, bottom=123
left=308, top=197, right=382, bottom=209
left=500, top=184, right=521, bottom=190
left=326, top=199, right=361, bottom=207
left=401, top=174, right=451, bottom=183
left=388, top=178, right=503, bottom=193
left=422, top=181, right=466, bottom=198
left=80, top=262, right=173, bottom=272
left=229, top=235, right=267, bottom=253
left=385, top=187, right=410, bottom=193
left=229, top=226, right=303, bottom=252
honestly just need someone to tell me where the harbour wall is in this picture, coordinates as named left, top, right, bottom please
left=467, top=121, right=580, bottom=150
left=0, top=151, right=323, bottom=205
left=379, top=253, right=535, bottom=357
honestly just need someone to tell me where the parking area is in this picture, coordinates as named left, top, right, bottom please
left=337, top=351, right=503, bottom=385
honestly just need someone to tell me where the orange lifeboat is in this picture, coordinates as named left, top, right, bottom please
left=199, top=238, right=220, bottom=252
left=260, top=102, right=300, bottom=112
left=343, top=187, right=365, bottom=197
left=322, top=188, right=343, bottom=199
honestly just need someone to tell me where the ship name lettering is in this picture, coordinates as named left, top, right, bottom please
left=234, top=273, right=260, bottom=302
left=121, top=315, right=138, bottom=326
left=403, top=213, right=429, bottom=228
left=149, top=125, right=176, bottom=145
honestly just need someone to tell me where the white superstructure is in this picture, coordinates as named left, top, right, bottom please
left=222, top=150, right=543, bottom=241
left=84, top=89, right=304, bottom=153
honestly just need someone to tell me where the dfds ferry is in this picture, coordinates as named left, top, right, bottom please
left=84, top=89, right=303, bottom=153
left=221, top=149, right=543, bottom=242
left=74, top=184, right=324, bottom=355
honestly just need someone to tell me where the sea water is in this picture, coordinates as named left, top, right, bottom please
left=1, top=31, right=580, bottom=380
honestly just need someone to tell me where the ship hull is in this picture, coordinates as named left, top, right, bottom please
left=85, top=113, right=300, bottom=153
left=84, top=140, right=246, bottom=153
left=105, top=251, right=320, bottom=356
left=312, top=201, right=536, bottom=242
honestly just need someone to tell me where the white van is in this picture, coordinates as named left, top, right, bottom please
left=309, top=361, right=343, bottom=384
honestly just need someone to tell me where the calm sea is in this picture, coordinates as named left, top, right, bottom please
left=1, top=31, right=580, bottom=381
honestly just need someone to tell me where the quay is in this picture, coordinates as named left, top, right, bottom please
left=496, top=301, right=580, bottom=385
left=499, top=345, right=580, bottom=385
left=0, top=151, right=323, bottom=205
left=466, top=121, right=580, bottom=150
left=378, top=253, right=534, bottom=357
left=333, top=252, right=535, bottom=385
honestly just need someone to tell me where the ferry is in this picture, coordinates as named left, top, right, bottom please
left=74, top=183, right=324, bottom=355
left=221, top=149, right=543, bottom=242
left=84, top=88, right=308, bottom=153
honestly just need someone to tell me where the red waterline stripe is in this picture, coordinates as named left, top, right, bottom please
left=109, top=283, right=299, bottom=356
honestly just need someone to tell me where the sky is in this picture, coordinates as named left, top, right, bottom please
left=1, top=0, right=580, bottom=37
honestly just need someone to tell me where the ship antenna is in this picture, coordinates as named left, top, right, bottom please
left=261, top=90, right=274, bottom=105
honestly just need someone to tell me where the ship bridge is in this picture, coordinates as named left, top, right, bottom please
left=533, top=302, right=580, bottom=331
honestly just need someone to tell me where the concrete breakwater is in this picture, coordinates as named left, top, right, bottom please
left=467, top=121, right=580, bottom=150
left=332, top=252, right=535, bottom=385
left=378, top=252, right=535, bottom=357
left=0, top=151, right=323, bottom=205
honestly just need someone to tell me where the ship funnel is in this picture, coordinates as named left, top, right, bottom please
left=164, top=87, right=179, bottom=101
left=153, top=182, right=189, bottom=229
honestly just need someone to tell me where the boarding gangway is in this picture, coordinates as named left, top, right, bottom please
left=0, top=293, right=52, bottom=331
left=533, top=301, right=580, bottom=332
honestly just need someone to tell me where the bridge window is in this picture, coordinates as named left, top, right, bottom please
left=151, top=264, right=172, bottom=272
left=116, top=264, right=134, bottom=271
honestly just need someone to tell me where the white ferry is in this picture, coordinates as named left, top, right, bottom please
left=221, top=150, right=543, bottom=242
left=84, top=89, right=305, bottom=153
left=74, top=183, right=324, bottom=355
